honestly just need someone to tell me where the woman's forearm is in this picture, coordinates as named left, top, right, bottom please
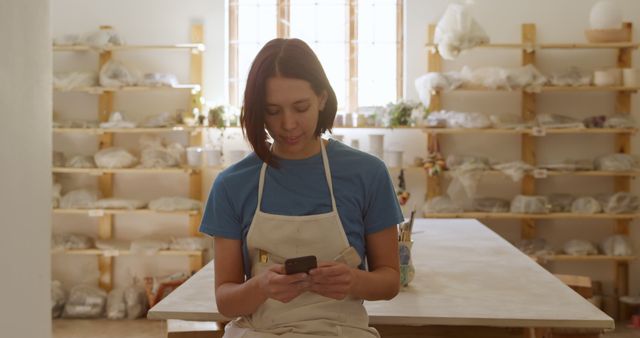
left=351, top=266, right=400, bottom=301
left=216, top=277, right=267, bottom=317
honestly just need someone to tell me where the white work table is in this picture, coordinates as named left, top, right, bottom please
left=149, top=219, right=613, bottom=337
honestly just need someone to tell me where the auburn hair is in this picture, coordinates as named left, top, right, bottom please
left=240, top=38, right=338, bottom=167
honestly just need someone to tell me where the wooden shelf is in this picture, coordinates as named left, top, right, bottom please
left=333, top=126, right=423, bottom=129
left=52, top=208, right=199, bottom=216
left=53, top=126, right=203, bottom=134
left=425, top=42, right=640, bottom=50
left=423, top=128, right=636, bottom=135
left=441, top=170, right=640, bottom=177
left=51, top=249, right=204, bottom=256
left=53, top=84, right=201, bottom=94
left=541, top=255, right=638, bottom=262
left=53, top=43, right=205, bottom=52
left=437, top=85, right=640, bottom=92
left=52, top=167, right=198, bottom=174
left=423, top=212, right=640, bottom=219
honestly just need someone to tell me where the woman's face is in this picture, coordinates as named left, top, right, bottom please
left=264, top=76, right=327, bottom=159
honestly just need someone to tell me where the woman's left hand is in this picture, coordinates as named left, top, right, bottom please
left=308, top=261, right=355, bottom=300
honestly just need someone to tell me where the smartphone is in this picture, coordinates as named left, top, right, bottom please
left=284, top=255, right=317, bottom=275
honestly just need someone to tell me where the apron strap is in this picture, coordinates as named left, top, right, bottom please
left=255, top=139, right=338, bottom=214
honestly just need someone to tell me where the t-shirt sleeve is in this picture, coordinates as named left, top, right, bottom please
left=199, top=175, right=242, bottom=239
left=363, top=161, right=405, bottom=234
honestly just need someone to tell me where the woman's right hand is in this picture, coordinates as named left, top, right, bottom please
left=258, top=264, right=311, bottom=303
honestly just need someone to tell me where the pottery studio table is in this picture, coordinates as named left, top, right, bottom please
left=148, top=219, right=614, bottom=337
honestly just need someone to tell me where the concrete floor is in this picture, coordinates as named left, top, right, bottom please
left=52, top=319, right=640, bottom=338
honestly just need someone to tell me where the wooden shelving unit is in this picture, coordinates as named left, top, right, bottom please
left=424, top=22, right=636, bottom=318
left=52, top=25, right=207, bottom=291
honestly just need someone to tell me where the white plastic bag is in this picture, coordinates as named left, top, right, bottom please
left=536, top=114, right=585, bottom=129
left=140, top=73, right=178, bottom=87
left=600, top=235, right=633, bottom=256
left=106, top=288, right=126, bottom=320
left=472, top=197, right=510, bottom=213
left=51, top=280, right=67, bottom=318
left=99, top=60, right=140, bottom=87
left=94, top=147, right=138, bottom=169
left=60, top=189, right=101, bottom=209
left=52, top=233, right=95, bottom=250
left=65, top=155, right=96, bottom=168
left=53, top=34, right=81, bottom=46
left=148, top=197, right=202, bottom=212
left=571, top=197, right=602, bottom=214
left=518, top=238, right=554, bottom=257
left=53, top=72, right=98, bottom=91
left=601, top=192, right=640, bottom=214
left=548, top=194, right=575, bottom=213
left=594, top=153, right=637, bottom=171
left=138, top=136, right=184, bottom=168
left=140, top=111, right=180, bottom=128
left=510, top=195, right=549, bottom=214
left=415, top=72, right=464, bottom=107
left=84, top=29, right=124, bottom=50
left=434, top=2, right=489, bottom=60
left=130, top=239, right=169, bottom=255
left=92, top=198, right=147, bottom=210
left=549, top=67, right=592, bottom=87
left=492, top=161, right=534, bottom=182
left=564, top=239, right=598, bottom=256
left=603, top=115, right=635, bottom=129
left=99, top=111, right=137, bottom=129
left=63, top=285, right=107, bottom=318
left=422, top=196, right=463, bottom=215
left=170, top=237, right=207, bottom=251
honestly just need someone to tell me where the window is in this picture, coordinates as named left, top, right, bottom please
left=228, top=0, right=403, bottom=112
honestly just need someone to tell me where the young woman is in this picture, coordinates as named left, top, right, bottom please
left=200, top=38, right=403, bottom=337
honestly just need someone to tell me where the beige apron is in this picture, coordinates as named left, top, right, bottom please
left=223, top=141, right=379, bottom=338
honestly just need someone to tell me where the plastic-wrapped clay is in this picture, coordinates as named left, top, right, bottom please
left=55, top=120, right=100, bottom=129
left=140, top=73, right=178, bottom=87
left=106, top=288, right=126, bottom=320
left=65, top=155, right=96, bottom=168
left=53, top=151, right=66, bottom=167
left=95, top=239, right=130, bottom=251
left=548, top=194, right=575, bottom=213
left=549, top=67, right=592, bottom=87
left=434, top=3, right=489, bottom=60
left=492, top=161, right=534, bottom=182
left=169, top=237, right=207, bottom=251
left=124, top=285, right=148, bottom=319
left=422, top=196, right=463, bottom=215
left=460, top=66, right=510, bottom=89
left=140, top=111, right=180, bottom=128
left=600, top=235, right=633, bottom=256
left=63, top=285, right=107, bottom=318
left=536, top=114, right=585, bottom=129
left=517, top=238, right=554, bottom=257
left=60, top=189, right=101, bottom=209
left=603, top=115, right=635, bottom=129
left=571, top=197, right=602, bottom=214
left=510, top=195, right=549, bottom=214
left=415, top=73, right=465, bottom=107
left=540, top=159, right=594, bottom=172
left=53, top=72, right=98, bottom=91
left=99, top=60, right=140, bottom=88
left=99, top=111, right=137, bottom=129
left=601, top=192, right=640, bottom=214
left=52, top=233, right=95, bottom=250
left=139, top=145, right=183, bottom=168
left=472, top=198, right=510, bottom=213
left=52, top=183, right=62, bottom=209
left=84, top=28, right=124, bottom=49
left=94, top=147, right=138, bottom=169
left=507, top=65, right=549, bottom=92
left=446, top=154, right=490, bottom=170
left=489, top=114, right=533, bottom=130
left=563, top=239, right=598, bottom=256
left=594, top=153, right=638, bottom=171
left=130, top=239, right=170, bottom=255
left=148, top=197, right=202, bottom=212
left=51, top=280, right=67, bottom=319
left=92, top=198, right=146, bottom=210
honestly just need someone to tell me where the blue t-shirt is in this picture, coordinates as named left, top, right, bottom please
left=199, top=139, right=404, bottom=277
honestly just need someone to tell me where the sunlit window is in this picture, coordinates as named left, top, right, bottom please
left=229, top=0, right=402, bottom=112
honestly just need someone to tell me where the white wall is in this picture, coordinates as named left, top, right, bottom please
left=0, top=0, right=52, bottom=336
left=405, top=0, right=640, bottom=303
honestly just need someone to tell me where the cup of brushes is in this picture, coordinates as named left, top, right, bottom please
left=398, top=210, right=416, bottom=287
